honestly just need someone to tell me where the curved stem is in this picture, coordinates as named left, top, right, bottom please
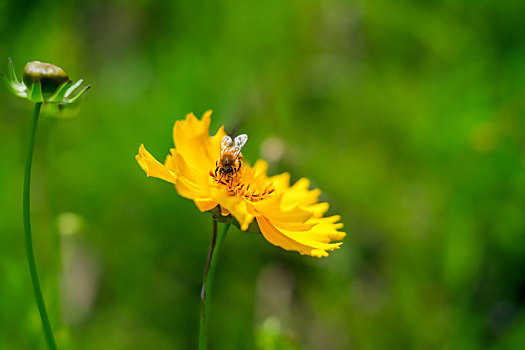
left=199, top=221, right=231, bottom=350
left=24, top=102, right=57, bottom=350
left=45, top=118, right=63, bottom=327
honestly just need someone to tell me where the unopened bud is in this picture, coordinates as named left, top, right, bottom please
left=23, top=61, right=70, bottom=95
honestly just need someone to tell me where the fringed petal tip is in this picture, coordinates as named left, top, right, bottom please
left=257, top=216, right=344, bottom=258
left=136, top=144, right=177, bottom=184
left=331, top=231, right=346, bottom=241
left=309, top=242, right=343, bottom=258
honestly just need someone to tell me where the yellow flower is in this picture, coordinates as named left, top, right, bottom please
left=136, top=111, right=345, bottom=257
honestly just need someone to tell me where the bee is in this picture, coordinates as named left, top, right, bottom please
left=215, top=134, right=248, bottom=182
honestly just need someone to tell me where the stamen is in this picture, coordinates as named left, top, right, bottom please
left=210, top=166, right=274, bottom=202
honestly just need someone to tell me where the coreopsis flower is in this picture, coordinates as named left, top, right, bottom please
left=136, top=111, right=345, bottom=257
left=2, top=58, right=89, bottom=104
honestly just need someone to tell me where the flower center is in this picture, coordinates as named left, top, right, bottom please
left=210, top=170, right=275, bottom=201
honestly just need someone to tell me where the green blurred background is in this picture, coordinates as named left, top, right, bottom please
left=1, top=0, right=525, bottom=349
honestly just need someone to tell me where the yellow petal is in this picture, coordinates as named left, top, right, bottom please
left=213, top=189, right=255, bottom=231
left=305, top=202, right=330, bottom=217
left=273, top=218, right=343, bottom=251
left=175, top=175, right=206, bottom=200
left=257, top=216, right=341, bottom=257
left=172, top=111, right=225, bottom=175
left=170, top=149, right=204, bottom=185
left=252, top=159, right=269, bottom=177
left=136, top=144, right=177, bottom=184
left=251, top=195, right=313, bottom=224
left=269, top=172, right=290, bottom=191
left=281, top=177, right=321, bottom=209
left=295, top=216, right=346, bottom=242
left=194, top=198, right=218, bottom=212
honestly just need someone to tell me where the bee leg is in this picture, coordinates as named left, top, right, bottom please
left=232, top=162, right=240, bottom=177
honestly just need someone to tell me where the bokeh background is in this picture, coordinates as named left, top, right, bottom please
left=1, top=0, right=525, bottom=349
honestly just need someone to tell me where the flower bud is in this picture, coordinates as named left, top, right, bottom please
left=3, top=58, right=90, bottom=106
left=23, top=61, right=70, bottom=95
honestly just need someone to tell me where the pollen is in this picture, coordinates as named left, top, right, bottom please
left=210, top=168, right=275, bottom=202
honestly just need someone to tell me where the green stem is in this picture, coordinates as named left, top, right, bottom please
left=45, top=118, right=63, bottom=328
left=24, top=102, right=57, bottom=350
left=198, top=221, right=231, bottom=350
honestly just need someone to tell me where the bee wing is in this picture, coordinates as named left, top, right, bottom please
left=233, top=134, right=248, bottom=156
left=221, top=136, right=233, bottom=153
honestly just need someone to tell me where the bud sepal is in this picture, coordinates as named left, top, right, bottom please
left=2, top=58, right=90, bottom=104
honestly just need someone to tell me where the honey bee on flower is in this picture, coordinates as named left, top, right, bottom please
left=214, top=134, right=248, bottom=184
left=136, top=111, right=345, bottom=257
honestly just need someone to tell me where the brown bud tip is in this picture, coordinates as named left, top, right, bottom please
left=23, top=61, right=70, bottom=95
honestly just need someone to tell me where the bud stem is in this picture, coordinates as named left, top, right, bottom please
left=23, top=102, right=57, bottom=350
left=199, top=220, right=230, bottom=349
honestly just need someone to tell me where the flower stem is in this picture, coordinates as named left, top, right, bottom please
left=199, top=221, right=231, bottom=350
left=45, top=119, right=63, bottom=328
left=24, top=102, right=57, bottom=350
